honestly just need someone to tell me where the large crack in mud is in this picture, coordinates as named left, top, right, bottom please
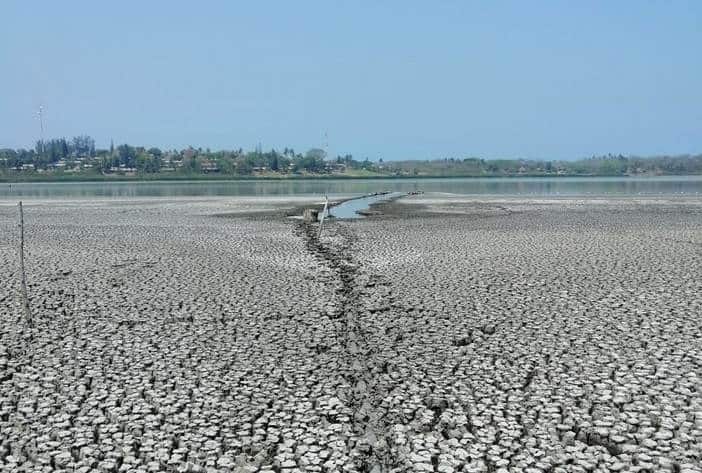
left=296, top=220, right=404, bottom=472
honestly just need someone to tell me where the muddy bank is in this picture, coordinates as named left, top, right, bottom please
left=1, top=197, right=701, bottom=472
left=341, top=196, right=702, bottom=471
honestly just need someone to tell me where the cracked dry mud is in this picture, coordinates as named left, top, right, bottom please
left=1, top=196, right=701, bottom=473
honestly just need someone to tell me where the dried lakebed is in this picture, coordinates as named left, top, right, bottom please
left=1, top=196, right=701, bottom=473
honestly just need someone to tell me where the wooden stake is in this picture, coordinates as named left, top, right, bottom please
left=18, top=201, right=32, bottom=328
left=318, top=194, right=329, bottom=239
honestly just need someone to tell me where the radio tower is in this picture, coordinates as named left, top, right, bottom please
left=37, top=105, right=45, bottom=155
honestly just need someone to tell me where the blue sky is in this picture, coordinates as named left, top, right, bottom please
left=1, top=1, right=700, bottom=160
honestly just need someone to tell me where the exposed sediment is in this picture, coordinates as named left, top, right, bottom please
left=347, top=196, right=702, bottom=472
left=1, top=195, right=701, bottom=472
left=296, top=217, right=408, bottom=472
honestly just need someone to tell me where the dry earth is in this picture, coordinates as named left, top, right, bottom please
left=1, top=195, right=701, bottom=473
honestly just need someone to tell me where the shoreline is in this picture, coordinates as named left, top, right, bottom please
left=2, top=172, right=701, bottom=184
left=3, top=192, right=701, bottom=207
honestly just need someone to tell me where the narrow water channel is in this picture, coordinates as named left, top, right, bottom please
left=329, top=192, right=402, bottom=219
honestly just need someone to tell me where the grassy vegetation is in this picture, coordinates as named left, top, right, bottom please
left=2, top=135, right=701, bottom=182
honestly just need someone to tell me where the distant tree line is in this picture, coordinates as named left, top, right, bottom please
left=379, top=154, right=702, bottom=176
left=1, top=135, right=95, bottom=170
left=1, top=135, right=701, bottom=178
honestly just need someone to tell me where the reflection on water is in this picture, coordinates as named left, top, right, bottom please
left=1, top=176, right=700, bottom=199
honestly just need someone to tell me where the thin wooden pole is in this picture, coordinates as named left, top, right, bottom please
left=318, top=194, right=329, bottom=239
left=18, top=201, right=32, bottom=328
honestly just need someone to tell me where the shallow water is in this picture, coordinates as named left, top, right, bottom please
left=0, top=176, right=700, bottom=199
left=330, top=193, right=401, bottom=219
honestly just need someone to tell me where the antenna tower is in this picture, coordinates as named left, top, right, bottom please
left=37, top=105, right=45, bottom=155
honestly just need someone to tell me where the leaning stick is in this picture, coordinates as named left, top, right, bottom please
left=18, top=201, right=32, bottom=328
left=318, top=194, right=329, bottom=239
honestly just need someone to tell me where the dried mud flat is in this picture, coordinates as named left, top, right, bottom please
left=1, top=195, right=701, bottom=473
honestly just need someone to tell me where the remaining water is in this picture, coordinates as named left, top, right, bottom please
left=330, top=193, right=401, bottom=219
left=0, top=176, right=700, bottom=200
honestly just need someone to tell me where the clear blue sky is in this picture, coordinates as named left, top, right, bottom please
left=1, top=1, right=700, bottom=160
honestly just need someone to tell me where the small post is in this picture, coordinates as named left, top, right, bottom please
left=18, top=201, right=32, bottom=328
left=318, top=194, right=329, bottom=239
left=303, top=208, right=319, bottom=223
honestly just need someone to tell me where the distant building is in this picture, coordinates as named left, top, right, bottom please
left=200, top=160, right=219, bottom=173
left=327, top=163, right=346, bottom=173
left=109, top=166, right=137, bottom=174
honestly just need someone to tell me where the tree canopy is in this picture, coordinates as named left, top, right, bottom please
left=1, top=135, right=701, bottom=178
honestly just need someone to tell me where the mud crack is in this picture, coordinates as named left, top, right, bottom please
left=295, top=221, right=402, bottom=472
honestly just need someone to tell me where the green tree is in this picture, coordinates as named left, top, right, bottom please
left=148, top=147, right=163, bottom=158
left=269, top=151, right=280, bottom=171
left=117, top=144, right=137, bottom=168
left=72, top=135, right=95, bottom=157
left=235, top=159, right=252, bottom=174
left=299, top=148, right=326, bottom=172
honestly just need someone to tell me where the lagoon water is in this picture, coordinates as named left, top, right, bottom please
left=1, top=176, right=700, bottom=200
